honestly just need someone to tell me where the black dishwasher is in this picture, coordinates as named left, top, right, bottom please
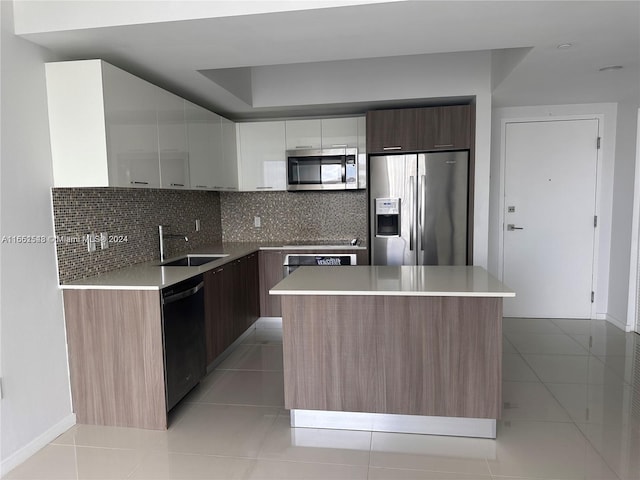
left=161, top=275, right=206, bottom=411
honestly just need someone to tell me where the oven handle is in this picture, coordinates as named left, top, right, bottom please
left=162, top=281, right=204, bottom=305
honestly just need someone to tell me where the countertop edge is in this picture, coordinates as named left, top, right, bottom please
left=270, top=290, right=515, bottom=297
left=58, top=242, right=367, bottom=290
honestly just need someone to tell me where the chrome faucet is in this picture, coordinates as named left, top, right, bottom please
left=158, top=225, right=189, bottom=262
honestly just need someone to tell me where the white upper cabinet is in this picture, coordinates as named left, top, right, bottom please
left=237, top=121, right=287, bottom=191
left=219, top=117, right=239, bottom=190
left=285, top=119, right=322, bottom=150
left=186, top=102, right=238, bottom=191
left=321, top=117, right=359, bottom=149
left=283, top=117, right=363, bottom=151
left=101, top=62, right=161, bottom=188
left=157, top=89, right=189, bottom=189
left=46, top=59, right=236, bottom=190
left=186, top=101, right=219, bottom=190
left=46, top=59, right=161, bottom=188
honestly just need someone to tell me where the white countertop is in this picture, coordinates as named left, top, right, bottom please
left=270, top=266, right=515, bottom=297
left=60, top=242, right=365, bottom=290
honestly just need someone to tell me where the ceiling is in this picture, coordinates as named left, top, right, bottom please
left=14, top=0, right=640, bottom=120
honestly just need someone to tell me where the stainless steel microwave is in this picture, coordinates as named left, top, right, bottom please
left=286, top=148, right=365, bottom=191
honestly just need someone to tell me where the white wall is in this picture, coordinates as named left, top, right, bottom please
left=0, top=2, right=74, bottom=474
left=490, top=103, right=619, bottom=320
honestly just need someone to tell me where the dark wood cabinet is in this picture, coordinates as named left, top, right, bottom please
left=416, top=105, right=471, bottom=151
left=259, top=250, right=284, bottom=317
left=258, top=248, right=369, bottom=317
left=366, top=108, right=418, bottom=153
left=367, top=105, right=472, bottom=154
left=204, top=253, right=260, bottom=365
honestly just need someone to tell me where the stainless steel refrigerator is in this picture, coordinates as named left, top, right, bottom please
left=369, top=151, right=469, bottom=265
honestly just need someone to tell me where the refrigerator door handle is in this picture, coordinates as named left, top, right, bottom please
left=419, top=174, right=426, bottom=252
left=409, top=176, right=414, bottom=251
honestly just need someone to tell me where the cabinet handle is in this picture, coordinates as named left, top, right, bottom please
left=130, top=181, right=149, bottom=185
left=170, top=183, right=185, bottom=187
left=434, top=144, right=454, bottom=148
left=213, top=186, right=223, bottom=189
left=331, top=144, right=348, bottom=148
left=383, top=146, right=402, bottom=151
left=195, top=185, right=208, bottom=188
left=295, top=145, right=312, bottom=149
left=256, top=186, right=273, bottom=190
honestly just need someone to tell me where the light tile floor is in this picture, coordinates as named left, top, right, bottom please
left=5, top=318, right=639, bottom=480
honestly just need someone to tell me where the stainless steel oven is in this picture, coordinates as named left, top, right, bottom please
left=283, top=253, right=358, bottom=276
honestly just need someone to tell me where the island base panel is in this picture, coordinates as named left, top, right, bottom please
left=291, top=409, right=496, bottom=439
left=282, top=295, right=502, bottom=420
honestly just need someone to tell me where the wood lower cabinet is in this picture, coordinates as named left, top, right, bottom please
left=259, top=248, right=369, bottom=317
left=259, top=250, right=285, bottom=317
left=63, top=289, right=167, bottom=430
left=281, top=294, right=502, bottom=419
left=204, top=253, right=260, bottom=365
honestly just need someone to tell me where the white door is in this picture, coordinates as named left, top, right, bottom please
left=503, top=119, right=599, bottom=318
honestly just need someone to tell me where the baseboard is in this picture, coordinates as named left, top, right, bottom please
left=594, top=313, right=607, bottom=320
left=255, top=317, right=282, bottom=329
left=1, top=413, right=76, bottom=477
left=606, top=313, right=632, bottom=332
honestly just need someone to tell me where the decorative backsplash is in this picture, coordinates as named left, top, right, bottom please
left=52, top=188, right=222, bottom=284
left=52, top=188, right=368, bottom=284
left=220, top=190, right=368, bottom=244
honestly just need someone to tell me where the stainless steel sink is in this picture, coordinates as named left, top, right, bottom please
left=160, top=254, right=229, bottom=267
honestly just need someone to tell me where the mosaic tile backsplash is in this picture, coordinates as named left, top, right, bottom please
left=220, top=190, right=368, bottom=244
left=52, top=188, right=367, bottom=283
left=52, top=188, right=222, bottom=284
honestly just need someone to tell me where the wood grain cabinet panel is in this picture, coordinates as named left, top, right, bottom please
left=366, top=108, right=418, bottom=153
left=282, top=295, right=502, bottom=419
left=63, top=289, right=167, bottom=430
left=204, top=253, right=260, bottom=365
left=417, top=105, right=471, bottom=151
left=259, top=250, right=284, bottom=317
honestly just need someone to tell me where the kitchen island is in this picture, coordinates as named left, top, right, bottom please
left=270, top=265, right=514, bottom=439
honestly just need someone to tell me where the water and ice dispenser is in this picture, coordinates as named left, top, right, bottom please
left=375, top=198, right=400, bottom=237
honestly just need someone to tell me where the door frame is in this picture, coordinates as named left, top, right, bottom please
left=628, top=108, right=640, bottom=333
left=497, top=114, right=604, bottom=319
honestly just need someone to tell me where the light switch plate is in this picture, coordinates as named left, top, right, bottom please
left=195, top=219, right=200, bottom=232
left=100, top=232, right=108, bottom=250
left=254, top=216, right=261, bottom=228
left=87, top=233, right=96, bottom=252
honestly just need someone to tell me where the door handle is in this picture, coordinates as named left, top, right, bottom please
left=409, top=176, right=414, bottom=251
left=507, top=224, right=524, bottom=231
left=419, top=175, right=426, bottom=251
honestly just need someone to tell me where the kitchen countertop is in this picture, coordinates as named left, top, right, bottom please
left=270, top=265, right=515, bottom=297
left=59, top=242, right=366, bottom=290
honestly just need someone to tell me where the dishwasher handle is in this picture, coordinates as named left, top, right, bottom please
left=162, top=281, right=204, bottom=305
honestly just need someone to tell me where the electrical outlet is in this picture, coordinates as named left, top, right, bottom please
left=195, top=219, right=200, bottom=232
left=100, top=232, right=109, bottom=250
left=254, top=216, right=261, bottom=228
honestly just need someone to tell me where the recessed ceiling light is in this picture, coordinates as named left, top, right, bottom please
left=599, top=65, right=624, bottom=72
left=557, top=43, right=573, bottom=49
